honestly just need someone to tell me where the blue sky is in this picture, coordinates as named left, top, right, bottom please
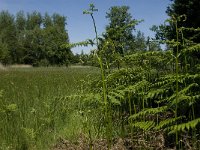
left=0, top=0, right=172, bottom=54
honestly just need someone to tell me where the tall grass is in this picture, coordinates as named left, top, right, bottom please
left=0, top=66, right=99, bottom=150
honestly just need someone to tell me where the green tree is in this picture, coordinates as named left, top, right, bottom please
left=0, top=10, right=72, bottom=66
left=23, top=26, right=43, bottom=65
left=151, top=0, right=200, bottom=71
left=166, top=0, right=200, bottom=42
left=22, top=12, right=71, bottom=66
left=131, top=31, right=146, bottom=52
left=45, top=13, right=71, bottom=66
left=152, top=0, right=200, bottom=43
left=15, top=11, right=27, bottom=63
left=52, top=13, right=66, bottom=31
left=43, top=13, right=53, bottom=28
left=26, top=11, right=42, bottom=30
left=0, top=42, right=10, bottom=64
left=103, top=6, right=137, bottom=55
left=0, top=11, right=17, bottom=64
left=16, top=11, right=26, bottom=31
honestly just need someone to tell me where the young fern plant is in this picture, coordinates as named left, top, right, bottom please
left=155, top=16, right=200, bottom=148
left=172, top=14, right=181, bottom=147
left=126, top=14, right=200, bottom=149
left=83, top=4, right=113, bottom=149
left=168, top=15, right=200, bottom=148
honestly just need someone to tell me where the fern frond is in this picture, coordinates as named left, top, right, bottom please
left=108, top=95, right=121, bottom=105
left=181, top=27, right=200, bottom=32
left=124, top=80, right=149, bottom=93
left=183, top=44, right=200, bottom=53
left=155, top=116, right=184, bottom=130
left=146, top=88, right=169, bottom=100
left=109, top=91, right=124, bottom=99
left=171, top=94, right=191, bottom=105
left=129, top=106, right=168, bottom=120
left=131, top=121, right=155, bottom=131
left=167, top=118, right=200, bottom=134
left=191, top=95, right=200, bottom=101
left=169, top=83, right=199, bottom=105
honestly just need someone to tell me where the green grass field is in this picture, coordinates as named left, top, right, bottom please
left=0, top=66, right=99, bottom=150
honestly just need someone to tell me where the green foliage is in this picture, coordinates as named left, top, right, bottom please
left=0, top=10, right=72, bottom=66
left=131, top=31, right=147, bottom=52
left=152, top=0, right=200, bottom=46
left=131, top=121, right=155, bottom=131
left=168, top=118, right=200, bottom=134
left=155, top=116, right=184, bottom=130
left=129, top=106, right=168, bottom=120
left=167, top=0, right=200, bottom=42
left=0, top=11, right=17, bottom=64
left=99, top=5, right=140, bottom=57
left=76, top=11, right=200, bottom=148
left=0, top=67, right=99, bottom=149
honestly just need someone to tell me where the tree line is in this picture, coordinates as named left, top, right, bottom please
left=0, top=7, right=162, bottom=67
left=0, top=11, right=72, bottom=66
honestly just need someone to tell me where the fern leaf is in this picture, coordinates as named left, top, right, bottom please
left=146, top=88, right=169, bottom=99
left=125, top=80, right=149, bottom=93
left=108, top=95, right=121, bottom=105
left=129, top=106, right=168, bottom=120
left=167, top=118, right=200, bottom=134
left=155, top=116, right=184, bottom=130
left=183, top=44, right=200, bottom=53
left=131, top=121, right=155, bottom=131
left=170, top=83, right=199, bottom=105
left=109, top=91, right=124, bottom=99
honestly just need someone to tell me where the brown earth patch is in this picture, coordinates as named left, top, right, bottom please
left=52, top=131, right=168, bottom=150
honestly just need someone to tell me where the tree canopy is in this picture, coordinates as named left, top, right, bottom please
left=103, top=6, right=137, bottom=55
left=0, top=11, right=72, bottom=66
left=152, top=0, right=200, bottom=43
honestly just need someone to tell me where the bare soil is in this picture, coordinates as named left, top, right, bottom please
left=52, top=132, right=168, bottom=150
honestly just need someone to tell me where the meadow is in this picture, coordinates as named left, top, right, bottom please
left=0, top=66, right=100, bottom=150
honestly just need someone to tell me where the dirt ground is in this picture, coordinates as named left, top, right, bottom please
left=52, top=133, right=167, bottom=150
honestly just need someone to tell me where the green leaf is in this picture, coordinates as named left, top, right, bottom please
left=167, top=118, right=200, bottom=134
left=129, top=106, right=168, bottom=120
left=131, top=121, right=155, bottom=131
left=108, top=95, right=121, bottom=105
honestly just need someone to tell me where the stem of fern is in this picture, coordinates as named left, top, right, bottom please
left=181, top=29, right=197, bottom=147
left=175, top=18, right=179, bottom=147
left=180, top=29, right=188, bottom=73
left=90, top=14, right=99, bottom=47
left=128, top=92, right=133, bottom=138
left=191, top=101, right=197, bottom=147
left=90, top=12, right=112, bottom=149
